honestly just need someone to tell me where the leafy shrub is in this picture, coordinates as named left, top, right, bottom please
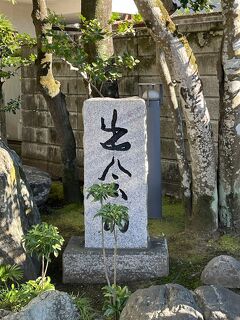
left=102, top=285, right=130, bottom=319
left=0, top=276, right=54, bottom=312
left=23, top=222, right=64, bottom=284
left=72, top=295, right=96, bottom=320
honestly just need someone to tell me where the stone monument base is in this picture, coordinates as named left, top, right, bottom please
left=63, top=236, right=169, bottom=284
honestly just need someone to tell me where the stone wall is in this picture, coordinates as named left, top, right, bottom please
left=21, top=12, right=223, bottom=194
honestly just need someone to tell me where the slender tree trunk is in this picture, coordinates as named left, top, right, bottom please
left=219, top=0, right=240, bottom=230
left=134, top=0, right=218, bottom=231
left=81, top=0, right=113, bottom=59
left=157, top=46, right=192, bottom=217
left=81, top=0, right=118, bottom=98
left=0, top=82, right=7, bottom=143
left=32, top=0, right=81, bottom=203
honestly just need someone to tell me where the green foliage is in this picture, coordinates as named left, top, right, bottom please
left=208, top=235, right=240, bottom=256
left=108, top=13, right=121, bottom=24
left=132, top=14, right=143, bottom=24
left=87, top=183, right=118, bottom=204
left=102, top=285, right=131, bottom=320
left=1, top=97, right=21, bottom=114
left=177, top=0, right=215, bottom=13
left=42, top=203, right=84, bottom=241
left=72, top=295, right=96, bottom=320
left=0, top=223, right=60, bottom=312
left=0, top=265, right=23, bottom=288
left=0, top=15, right=36, bottom=83
left=0, top=277, right=54, bottom=312
left=23, top=222, right=64, bottom=263
left=23, top=222, right=64, bottom=284
left=95, top=203, right=129, bottom=233
left=0, top=284, right=25, bottom=311
left=21, top=276, right=55, bottom=297
left=42, top=13, right=139, bottom=96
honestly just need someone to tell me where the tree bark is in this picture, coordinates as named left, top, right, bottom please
left=0, top=82, right=7, bottom=143
left=81, top=0, right=118, bottom=98
left=32, top=0, right=81, bottom=203
left=81, top=0, right=113, bottom=59
left=219, top=0, right=240, bottom=230
left=134, top=0, right=218, bottom=231
left=156, top=46, right=192, bottom=217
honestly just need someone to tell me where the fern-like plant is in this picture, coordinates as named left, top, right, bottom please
left=0, top=265, right=23, bottom=290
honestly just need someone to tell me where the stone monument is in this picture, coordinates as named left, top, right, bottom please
left=63, top=97, right=169, bottom=283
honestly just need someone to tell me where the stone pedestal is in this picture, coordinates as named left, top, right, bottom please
left=63, top=237, right=169, bottom=284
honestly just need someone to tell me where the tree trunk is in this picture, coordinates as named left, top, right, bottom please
left=81, top=0, right=113, bottom=59
left=157, top=46, right=192, bottom=217
left=32, top=0, right=81, bottom=203
left=81, top=0, right=118, bottom=98
left=134, top=0, right=218, bottom=231
left=0, top=82, right=7, bottom=143
left=219, top=0, right=240, bottom=230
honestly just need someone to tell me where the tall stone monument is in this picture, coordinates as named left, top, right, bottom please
left=84, top=98, right=148, bottom=249
left=63, top=97, right=169, bottom=283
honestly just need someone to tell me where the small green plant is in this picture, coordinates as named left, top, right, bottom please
left=0, top=265, right=23, bottom=290
left=87, top=182, right=130, bottom=320
left=72, top=294, right=96, bottom=320
left=22, top=222, right=64, bottom=286
left=102, top=285, right=131, bottom=320
left=0, top=277, right=55, bottom=312
left=0, top=223, right=62, bottom=312
left=87, top=183, right=118, bottom=205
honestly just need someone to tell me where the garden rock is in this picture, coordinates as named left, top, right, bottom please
left=0, top=310, right=12, bottom=319
left=201, top=255, right=240, bottom=288
left=23, top=165, right=51, bottom=207
left=120, top=284, right=204, bottom=319
left=3, top=290, right=80, bottom=320
left=0, top=141, right=40, bottom=280
left=194, top=285, right=240, bottom=320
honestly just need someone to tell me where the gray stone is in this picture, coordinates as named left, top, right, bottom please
left=63, top=236, right=169, bottom=284
left=120, top=284, right=204, bottom=320
left=0, top=310, right=12, bottom=319
left=0, top=141, right=40, bottom=280
left=23, top=165, right=51, bottom=206
left=201, top=255, right=240, bottom=288
left=83, top=98, right=148, bottom=249
left=194, top=285, right=240, bottom=320
left=3, top=290, right=80, bottom=320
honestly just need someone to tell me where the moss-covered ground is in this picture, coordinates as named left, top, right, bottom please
left=42, top=182, right=240, bottom=310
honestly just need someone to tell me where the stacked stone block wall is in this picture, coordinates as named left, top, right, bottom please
left=21, top=12, right=223, bottom=194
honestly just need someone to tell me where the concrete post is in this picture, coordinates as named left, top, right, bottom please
left=139, top=83, right=162, bottom=219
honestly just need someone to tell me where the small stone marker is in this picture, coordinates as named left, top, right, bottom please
left=62, top=97, right=169, bottom=284
left=84, top=97, right=148, bottom=249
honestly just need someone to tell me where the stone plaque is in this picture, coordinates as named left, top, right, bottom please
left=83, top=98, right=148, bottom=249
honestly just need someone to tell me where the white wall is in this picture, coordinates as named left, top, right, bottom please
left=0, top=2, right=35, bottom=140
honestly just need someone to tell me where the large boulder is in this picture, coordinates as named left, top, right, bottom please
left=120, top=284, right=204, bottom=320
left=201, top=255, right=240, bottom=288
left=23, top=165, right=51, bottom=207
left=3, top=290, right=80, bottom=320
left=195, top=285, right=240, bottom=320
left=0, top=142, right=40, bottom=279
